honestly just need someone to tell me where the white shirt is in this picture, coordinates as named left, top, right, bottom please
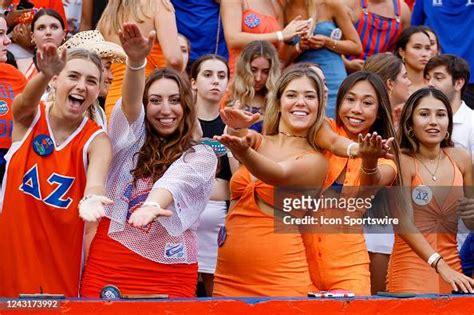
left=452, top=100, right=474, bottom=250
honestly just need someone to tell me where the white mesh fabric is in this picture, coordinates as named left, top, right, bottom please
left=104, top=100, right=218, bottom=264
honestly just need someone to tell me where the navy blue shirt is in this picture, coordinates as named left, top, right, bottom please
left=172, top=0, right=228, bottom=61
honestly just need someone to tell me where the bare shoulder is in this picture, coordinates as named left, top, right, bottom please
left=445, top=147, right=470, bottom=171
left=400, top=153, right=415, bottom=174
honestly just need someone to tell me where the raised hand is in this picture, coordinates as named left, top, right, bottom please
left=36, top=44, right=67, bottom=77
left=220, top=107, right=260, bottom=130
left=214, top=134, right=252, bottom=159
left=118, top=22, right=155, bottom=64
left=79, top=195, right=114, bottom=223
left=128, top=204, right=173, bottom=228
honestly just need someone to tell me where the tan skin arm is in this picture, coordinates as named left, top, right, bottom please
left=83, top=132, right=112, bottom=260
left=154, top=0, right=183, bottom=71
left=79, top=0, right=93, bottom=31
left=119, top=23, right=155, bottom=124
left=12, top=46, right=67, bottom=141
left=400, top=0, right=411, bottom=30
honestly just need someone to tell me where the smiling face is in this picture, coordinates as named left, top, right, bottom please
left=53, top=58, right=101, bottom=120
left=250, top=56, right=270, bottom=92
left=32, top=14, right=66, bottom=50
left=338, top=80, right=379, bottom=138
left=279, top=76, right=320, bottom=136
left=399, top=32, right=431, bottom=72
left=192, top=59, right=228, bottom=104
left=411, top=95, right=449, bottom=147
left=146, top=78, right=184, bottom=137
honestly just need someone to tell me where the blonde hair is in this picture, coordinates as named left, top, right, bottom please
left=231, top=41, right=280, bottom=109
left=264, top=67, right=326, bottom=150
left=97, top=0, right=174, bottom=34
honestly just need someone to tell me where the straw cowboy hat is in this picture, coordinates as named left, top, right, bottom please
left=59, top=30, right=126, bottom=64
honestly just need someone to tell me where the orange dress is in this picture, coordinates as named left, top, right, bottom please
left=104, top=44, right=166, bottom=121
left=0, top=103, right=103, bottom=297
left=213, top=139, right=311, bottom=296
left=302, top=119, right=396, bottom=296
left=387, top=151, right=463, bottom=294
left=228, top=5, right=281, bottom=78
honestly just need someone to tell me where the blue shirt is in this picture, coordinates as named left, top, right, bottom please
left=172, top=0, right=228, bottom=61
left=411, top=0, right=474, bottom=84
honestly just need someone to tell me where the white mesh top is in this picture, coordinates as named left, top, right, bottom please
left=104, top=100, right=217, bottom=264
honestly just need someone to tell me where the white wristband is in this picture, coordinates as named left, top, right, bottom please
left=142, top=201, right=161, bottom=209
left=276, top=31, right=284, bottom=42
left=126, top=58, right=147, bottom=71
left=427, top=252, right=441, bottom=266
left=346, top=142, right=356, bottom=159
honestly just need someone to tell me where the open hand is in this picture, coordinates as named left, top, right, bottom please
left=214, top=134, right=252, bottom=159
left=118, top=22, right=155, bottom=64
left=128, top=205, right=173, bottom=228
left=282, top=16, right=311, bottom=41
left=358, top=132, right=394, bottom=160
left=79, top=195, right=114, bottom=223
left=220, top=107, right=260, bottom=130
left=36, top=44, right=67, bottom=77
left=437, top=259, right=474, bottom=293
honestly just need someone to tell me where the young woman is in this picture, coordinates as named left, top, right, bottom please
left=420, top=26, right=440, bottom=57
left=221, top=0, right=310, bottom=77
left=0, top=45, right=111, bottom=297
left=213, top=66, right=329, bottom=297
left=394, top=26, right=432, bottom=93
left=98, top=0, right=183, bottom=120
left=388, top=88, right=474, bottom=294
left=364, top=53, right=412, bottom=131
left=190, top=54, right=231, bottom=296
left=17, top=9, right=66, bottom=80
left=301, top=72, right=400, bottom=296
left=290, top=0, right=363, bottom=118
left=80, top=23, right=217, bottom=298
left=224, top=40, right=281, bottom=134
left=178, top=33, right=190, bottom=73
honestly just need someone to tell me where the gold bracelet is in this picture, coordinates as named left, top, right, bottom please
left=360, top=166, right=378, bottom=175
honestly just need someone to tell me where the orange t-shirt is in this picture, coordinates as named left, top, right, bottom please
left=0, top=103, right=103, bottom=297
left=0, top=64, right=27, bottom=149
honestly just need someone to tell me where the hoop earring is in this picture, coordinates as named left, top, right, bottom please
left=445, top=131, right=450, bottom=140
left=408, top=128, right=414, bottom=138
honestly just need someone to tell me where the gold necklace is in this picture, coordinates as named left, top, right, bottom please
left=416, top=152, right=442, bottom=181
left=279, top=131, right=307, bottom=139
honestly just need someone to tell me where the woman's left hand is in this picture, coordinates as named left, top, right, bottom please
left=306, top=34, right=329, bottom=50
left=128, top=205, right=173, bottom=228
left=214, top=134, right=251, bottom=159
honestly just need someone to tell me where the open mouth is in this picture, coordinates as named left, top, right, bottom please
left=291, top=110, right=309, bottom=118
left=346, top=117, right=365, bottom=126
left=157, top=117, right=177, bottom=127
left=425, top=128, right=440, bottom=134
left=68, top=94, right=85, bottom=112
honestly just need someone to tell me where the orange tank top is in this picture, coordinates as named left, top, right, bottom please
left=104, top=43, right=166, bottom=121
left=0, top=64, right=27, bottom=149
left=228, top=4, right=281, bottom=79
left=388, top=150, right=463, bottom=294
left=0, top=103, right=103, bottom=297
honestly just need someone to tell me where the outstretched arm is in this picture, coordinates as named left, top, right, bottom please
left=12, top=45, right=66, bottom=140
left=119, top=23, right=155, bottom=124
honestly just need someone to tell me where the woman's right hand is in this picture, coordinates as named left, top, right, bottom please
left=437, top=259, right=474, bottom=293
left=36, top=44, right=67, bottom=77
left=220, top=107, right=260, bottom=130
left=214, top=134, right=252, bottom=159
left=118, top=22, right=155, bottom=64
left=282, top=16, right=311, bottom=41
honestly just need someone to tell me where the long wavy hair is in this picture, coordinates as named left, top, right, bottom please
left=231, top=40, right=280, bottom=108
left=132, top=68, right=196, bottom=183
left=97, top=0, right=173, bottom=34
left=264, top=67, right=325, bottom=151
left=399, top=87, right=454, bottom=155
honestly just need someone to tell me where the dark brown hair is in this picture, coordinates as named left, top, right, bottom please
left=132, top=68, right=196, bottom=183
left=424, top=54, right=470, bottom=97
